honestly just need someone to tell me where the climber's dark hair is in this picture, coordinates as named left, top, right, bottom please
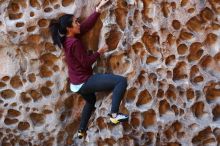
left=49, top=14, right=74, bottom=48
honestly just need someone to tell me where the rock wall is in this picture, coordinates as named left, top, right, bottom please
left=0, top=0, right=220, bottom=146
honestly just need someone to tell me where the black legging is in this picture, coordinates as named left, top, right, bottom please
left=76, top=73, right=128, bottom=131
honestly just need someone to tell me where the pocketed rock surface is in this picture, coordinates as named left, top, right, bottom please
left=0, top=0, right=220, bottom=145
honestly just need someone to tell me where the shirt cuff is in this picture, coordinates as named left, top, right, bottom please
left=94, top=51, right=101, bottom=57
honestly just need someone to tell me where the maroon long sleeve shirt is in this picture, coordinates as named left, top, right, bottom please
left=63, top=11, right=101, bottom=84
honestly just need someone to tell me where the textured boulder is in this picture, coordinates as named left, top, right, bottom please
left=0, top=0, right=220, bottom=145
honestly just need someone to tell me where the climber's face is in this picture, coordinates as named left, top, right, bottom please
left=67, top=17, right=80, bottom=36
left=71, top=17, right=80, bottom=34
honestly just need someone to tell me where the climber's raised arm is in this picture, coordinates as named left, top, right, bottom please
left=77, top=0, right=109, bottom=36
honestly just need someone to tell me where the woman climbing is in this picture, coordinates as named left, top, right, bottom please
left=49, top=0, right=128, bottom=139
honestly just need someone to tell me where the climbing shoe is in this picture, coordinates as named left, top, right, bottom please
left=108, top=113, right=129, bottom=124
left=77, top=130, right=86, bottom=139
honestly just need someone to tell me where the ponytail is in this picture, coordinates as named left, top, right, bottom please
left=49, top=20, right=65, bottom=48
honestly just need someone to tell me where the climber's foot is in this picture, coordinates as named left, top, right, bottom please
left=108, top=113, right=129, bottom=124
left=77, top=129, right=86, bottom=139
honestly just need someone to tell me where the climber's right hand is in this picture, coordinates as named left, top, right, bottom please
left=98, top=44, right=109, bottom=55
